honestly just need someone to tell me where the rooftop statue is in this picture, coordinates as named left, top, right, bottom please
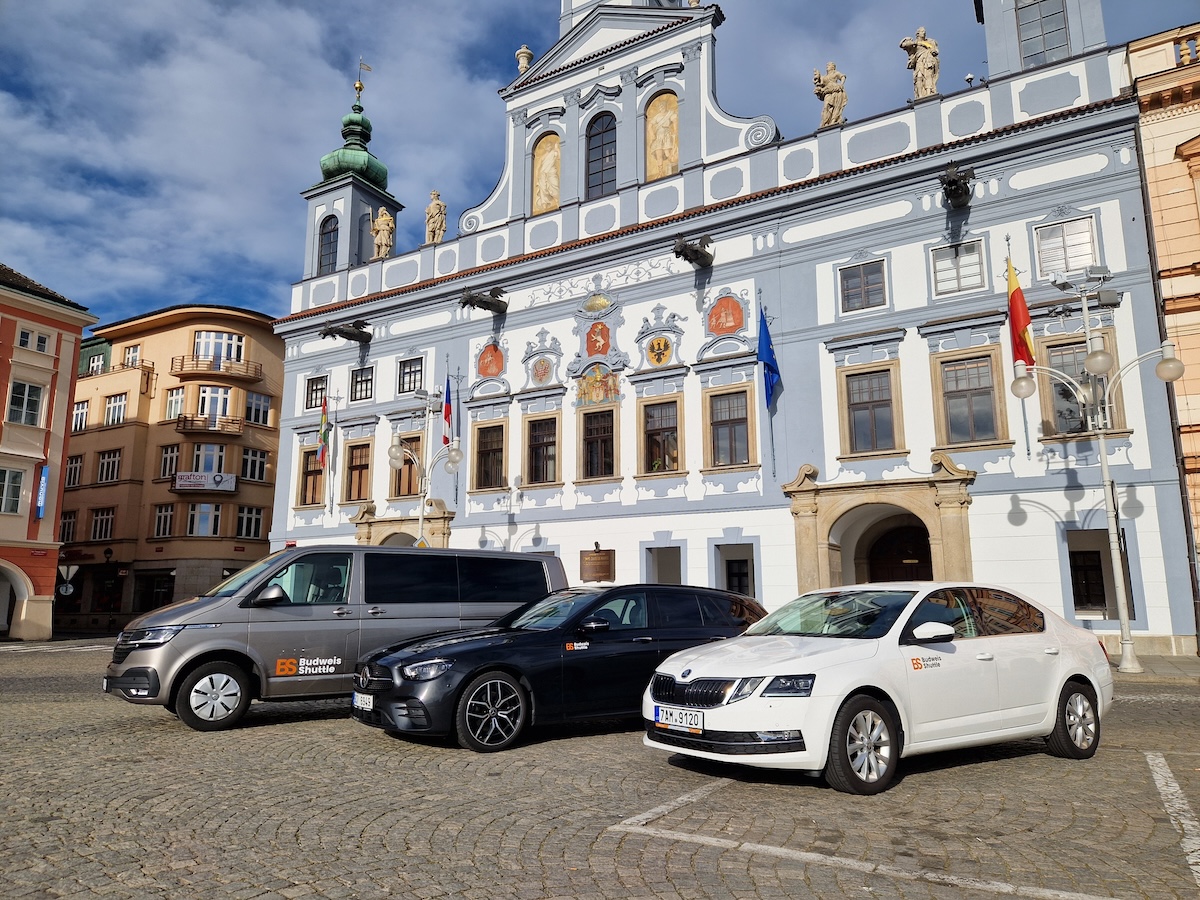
left=813, top=61, right=847, bottom=128
left=370, top=207, right=394, bottom=260
left=900, top=26, right=940, bottom=99
left=425, top=190, right=447, bottom=245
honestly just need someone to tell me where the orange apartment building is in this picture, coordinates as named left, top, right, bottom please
left=1, top=263, right=97, bottom=639
left=56, top=305, right=284, bottom=634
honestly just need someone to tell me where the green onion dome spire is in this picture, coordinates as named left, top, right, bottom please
left=319, top=76, right=388, bottom=190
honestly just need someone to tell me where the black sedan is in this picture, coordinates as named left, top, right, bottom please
left=351, top=584, right=765, bottom=751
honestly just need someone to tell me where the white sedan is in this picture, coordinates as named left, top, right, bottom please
left=642, top=582, right=1113, bottom=794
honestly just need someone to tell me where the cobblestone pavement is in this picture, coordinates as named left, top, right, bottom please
left=2, top=641, right=1199, bottom=899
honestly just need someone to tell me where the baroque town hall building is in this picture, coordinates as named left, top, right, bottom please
left=272, top=0, right=1198, bottom=656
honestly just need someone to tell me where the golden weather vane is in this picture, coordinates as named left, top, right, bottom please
left=355, top=57, right=372, bottom=100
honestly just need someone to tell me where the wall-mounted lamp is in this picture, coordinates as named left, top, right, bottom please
left=673, top=234, right=713, bottom=268
left=319, top=320, right=372, bottom=343
left=939, top=160, right=975, bottom=209
left=460, top=287, right=508, bottom=314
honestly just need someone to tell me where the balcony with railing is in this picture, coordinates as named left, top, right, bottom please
left=175, top=414, right=245, bottom=434
left=171, top=355, right=263, bottom=382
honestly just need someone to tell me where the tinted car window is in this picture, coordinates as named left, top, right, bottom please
left=458, top=556, right=551, bottom=606
left=697, top=591, right=761, bottom=627
left=591, top=591, right=648, bottom=629
left=651, top=590, right=707, bottom=628
left=971, top=588, right=1044, bottom=635
left=363, top=553, right=458, bottom=604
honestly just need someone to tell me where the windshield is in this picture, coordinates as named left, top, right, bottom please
left=201, top=549, right=292, bottom=599
left=745, top=589, right=917, bottom=639
left=501, top=589, right=600, bottom=631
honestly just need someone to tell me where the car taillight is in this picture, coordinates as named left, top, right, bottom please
left=1097, top=638, right=1110, bottom=664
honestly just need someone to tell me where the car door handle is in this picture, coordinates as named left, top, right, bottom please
left=333, top=606, right=354, bottom=617
left=976, top=652, right=994, bottom=661
left=366, top=607, right=386, bottom=616
left=632, top=636, right=655, bottom=643
left=1044, top=647, right=1060, bottom=655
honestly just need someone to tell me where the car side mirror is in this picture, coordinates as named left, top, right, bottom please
left=249, top=583, right=288, bottom=607
left=578, top=616, right=610, bottom=633
left=910, top=621, right=955, bottom=643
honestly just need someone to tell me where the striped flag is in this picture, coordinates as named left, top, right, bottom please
left=317, top=395, right=330, bottom=467
left=442, top=374, right=452, bottom=445
left=1007, top=258, right=1035, bottom=367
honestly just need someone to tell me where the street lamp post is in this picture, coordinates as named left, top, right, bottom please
left=1010, top=266, right=1184, bottom=673
left=386, top=389, right=464, bottom=546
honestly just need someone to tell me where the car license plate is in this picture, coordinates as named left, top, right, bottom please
left=102, top=677, right=110, bottom=692
left=654, top=704, right=702, bottom=733
left=352, top=691, right=373, bottom=712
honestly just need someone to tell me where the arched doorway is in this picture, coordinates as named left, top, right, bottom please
left=867, top=524, right=933, bottom=581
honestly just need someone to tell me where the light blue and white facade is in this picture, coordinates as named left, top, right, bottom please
left=273, top=0, right=1198, bottom=655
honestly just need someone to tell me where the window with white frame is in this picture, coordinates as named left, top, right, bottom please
left=19, top=329, right=49, bottom=353
left=153, top=504, right=174, bottom=538
left=397, top=358, right=423, bottom=394
left=839, top=260, right=887, bottom=312
left=193, top=443, right=226, bottom=473
left=59, top=510, right=76, bottom=542
left=236, top=506, right=264, bottom=539
left=932, top=242, right=985, bottom=295
left=72, top=401, right=88, bottom=433
left=0, top=468, right=22, bottom=513
left=123, top=345, right=140, bottom=367
left=65, top=455, right=82, bottom=488
left=8, top=382, right=43, bottom=426
left=241, top=448, right=268, bottom=482
left=159, top=445, right=179, bottom=479
left=1035, top=218, right=1097, bottom=277
left=87, top=353, right=104, bottom=374
left=305, top=376, right=327, bottom=410
left=193, top=331, right=244, bottom=362
left=197, top=385, right=231, bottom=422
left=104, top=393, right=127, bottom=426
left=165, top=387, right=184, bottom=420
left=97, top=449, right=121, bottom=483
left=187, top=503, right=221, bottom=537
left=91, top=507, right=115, bottom=541
left=245, top=391, right=271, bottom=425
left=350, top=367, right=373, bottom=402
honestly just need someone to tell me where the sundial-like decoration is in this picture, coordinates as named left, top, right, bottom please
left=520, top=328, right=564, bottom=391
left=634, top=304, right=687, bottom=369
left=696, top=290, right=751, bottom=361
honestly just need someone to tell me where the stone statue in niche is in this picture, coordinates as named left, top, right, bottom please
left=900, top=26, right=940, bottom=99
left=425, top=190, right=447, bottom=245
left=813, top=61, right=847, bottom=127
left=532, top=134, right=561, bottom=216
left=370, top=207, right=394, bottom=260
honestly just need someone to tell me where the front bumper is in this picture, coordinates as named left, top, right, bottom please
left=103, top=667, right=162, bottom=702
left=350, top=677, right=460, bottom=736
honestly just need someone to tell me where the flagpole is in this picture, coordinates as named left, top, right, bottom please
left=1005, top=237, right=1034, bottom=459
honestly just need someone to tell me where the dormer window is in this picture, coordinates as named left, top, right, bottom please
left=586, top=113, right=617, bottom=200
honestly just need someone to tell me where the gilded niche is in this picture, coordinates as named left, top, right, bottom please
left=645, top=92, right=679, bottom=182
left=532, top=132, right=561, bottom=215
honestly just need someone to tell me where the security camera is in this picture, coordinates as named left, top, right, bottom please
left=965, top=73, right=974, bottom=85
left=1049, top=271, right=1072, bottom=290
left=1096, top=290, right=1122, bottom=308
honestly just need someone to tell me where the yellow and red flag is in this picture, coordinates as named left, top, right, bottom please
left=1007, top=258, right=1035, bottom=367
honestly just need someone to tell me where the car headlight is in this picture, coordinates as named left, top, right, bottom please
left=728, top=677, right=764, bottom=703
left=401, top=658, right=453, bottom=681
left=118, top=625, right=185, bottom=648
left=761, top=674, right=816, bottom=697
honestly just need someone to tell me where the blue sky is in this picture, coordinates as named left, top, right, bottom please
left=1, top=0, right=1196, bottom=331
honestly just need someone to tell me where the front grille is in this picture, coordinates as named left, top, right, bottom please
left=111, top=646, right=133, bottom=665
left=645, top=722, right=806, bottom=755
left=650, top=674, right=735, bottom=708
left=353, top=663, right=394, bottom=693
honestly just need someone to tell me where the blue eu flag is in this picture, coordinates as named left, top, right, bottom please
left=757, top=308, right=781, bottom=408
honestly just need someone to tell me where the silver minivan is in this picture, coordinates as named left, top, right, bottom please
left=102, top=545, right=568, bottom=731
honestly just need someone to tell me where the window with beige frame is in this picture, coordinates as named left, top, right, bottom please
left=472, top=421, right=508, bottom=491
left=391, top=432, right=423, bottom=497
left=577, top=407, right=618, bottom=481
left=638, top=395, right=684, bottom=475
left=1031, top=330, right=1123, bottom=438
left=929, top=346, right=1009, bottom=448
left=701, top=386, right=756, bottom=470
left=343, top=441, right=372, bottom=502
left=837, top=360, right=905, bottom=458
left=524, top=413, right=561, bottom=487
left=298, top=448, right=324, bottom=507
